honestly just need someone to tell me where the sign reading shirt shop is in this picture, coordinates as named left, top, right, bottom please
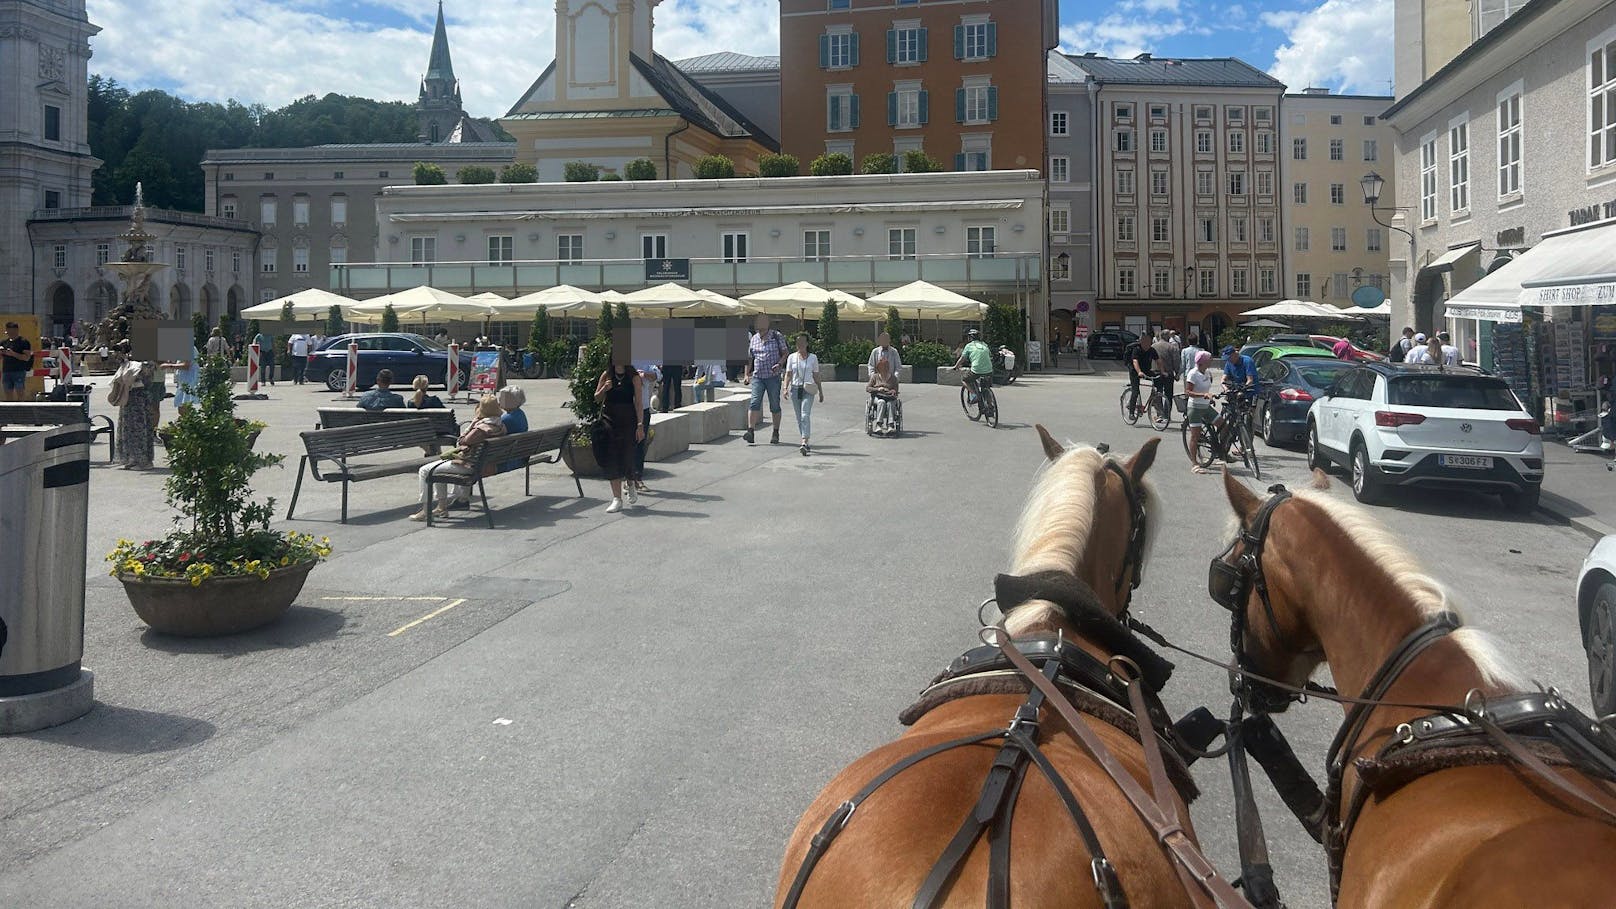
left=645, top=258, right=690, bottom=282
left=1568, top=199, right=1616, bottom=226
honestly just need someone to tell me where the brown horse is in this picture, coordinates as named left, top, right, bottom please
left=775, top=429, right=1215, bottom=909
left=1217, top=472, right=1616, bottom=908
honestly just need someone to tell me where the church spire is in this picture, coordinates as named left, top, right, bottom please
left=424, top=1, right=455, bottom=86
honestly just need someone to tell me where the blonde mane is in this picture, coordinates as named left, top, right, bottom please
left=1278, top=487, right=1524, bottom=690
left=1004, top=442, right=1159, bottom=635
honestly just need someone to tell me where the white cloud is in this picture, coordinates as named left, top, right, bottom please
left=1265, top=0, right=1394, bottom=94
left=84, top=0, right=779, bottom=119
left=1059, top=16, right=1192, bottom=59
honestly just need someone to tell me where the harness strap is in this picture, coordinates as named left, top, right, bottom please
left=1130, top=669, right=1219, bottom=909
left=985, top=759, right=1028, bottom=909
left=779, top=729, right=1002, bottom=909
left=994, top=629, right=1256, bottom=909
left=1014, top=729, right=1129, bottom=909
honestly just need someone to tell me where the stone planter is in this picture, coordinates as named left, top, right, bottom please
left=910, top=366, right=939, bottom=384
left=158, top=419, right=261, bottom=450
left=833, top=365, right=859, bottom=382
left=121, top=560, right=315, bottom=637
left=561, top=436, right=605, bottom=478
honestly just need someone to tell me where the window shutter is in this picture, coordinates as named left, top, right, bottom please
left=850, top=94, right=861, bottom=129
left=955, top=88, right=966, bottom=123
left=919, top=90, right=929, bottom=124
left=886, top=28, right=896, bottom=63
left=828, top=94, right=841, bottom=131
left=887, top=91, right=898, bottom=126
left=918, top=27, right=928, bottom=61
left=955, top=153, right=966, bottom=171
left=987, top=86, right=999, bottom=121
left=819, top=35, right=830, bottom=68
left=849, top=32, right=860, bottom=66
left=953, top=25, right=964, bottom=59
left=986, top=22, right=997, bottom=56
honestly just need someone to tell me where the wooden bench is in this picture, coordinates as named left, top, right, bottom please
left=423, top=422, right=581, bottom=528
left=314, top=407, right=462, bottom=438
left=287, top=419, right=450, bottom=524
left=0, top=402, right=114, bottom=461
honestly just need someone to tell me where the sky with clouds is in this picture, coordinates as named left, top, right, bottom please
left=83, top=0, right=1394, bottom=119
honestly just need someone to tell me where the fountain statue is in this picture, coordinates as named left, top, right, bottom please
left=87, top=183, right=170, bottom=373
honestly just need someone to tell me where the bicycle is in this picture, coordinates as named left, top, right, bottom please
left=1182, top=388, right=1261, bottom=480
left=960, top=373, right=999, bottom=428
left=1118, top=379, right=1171, bottom=431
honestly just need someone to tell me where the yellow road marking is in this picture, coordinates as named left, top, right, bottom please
left=322, top=596, right=443, bottom=602
left=387, top=598, right=468, bottom=637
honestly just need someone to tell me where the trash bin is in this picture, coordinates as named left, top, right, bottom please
left=0, top=423, right=94, bottom=733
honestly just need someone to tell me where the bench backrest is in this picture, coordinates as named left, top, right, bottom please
left=300, top=419, right=446, bottom=461
left=0, top=403, right=91, bottom=426
left=317, top=407, right=458, bottom=434
left=467, top=422, right=575, bottom=469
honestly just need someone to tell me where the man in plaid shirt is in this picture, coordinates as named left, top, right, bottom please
left=743, top=313, right=789, bottom=444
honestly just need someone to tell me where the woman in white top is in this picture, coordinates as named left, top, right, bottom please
left=784, top=333, right=824, bottom=456
left=1183, top=350, right=1216, bottom=474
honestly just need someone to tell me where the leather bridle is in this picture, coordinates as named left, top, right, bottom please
left=1207, top=484, right=1307, bottom=714
left=1103, top=459, right=1150, bottom=611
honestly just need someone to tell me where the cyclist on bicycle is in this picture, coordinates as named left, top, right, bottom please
left=955, top=329, right=995, bottom=400
left=1124, top=336, right=1162, bottom=418
left=1185, top=350, right=1216, bottom=474
left=1220, top=345, right=1259, bottom=404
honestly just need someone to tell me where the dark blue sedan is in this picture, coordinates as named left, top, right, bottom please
left=312, top=333, right=475, bottom=391
left=1254, top=357, right=1357, bottom=447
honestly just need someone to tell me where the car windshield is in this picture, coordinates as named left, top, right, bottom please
left=405, top=333, right=446, bottom=351
left=1388, top=376, right=1521, bottom=410
left=1295, top=362, right=1354, bottom=388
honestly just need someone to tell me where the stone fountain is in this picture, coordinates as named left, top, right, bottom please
left=85, top=184, right=169, bottom=374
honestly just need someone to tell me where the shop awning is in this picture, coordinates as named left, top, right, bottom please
left=1426, top=243, right=1481, bottom=273
left=1447, top=220, right=1616, bottom=322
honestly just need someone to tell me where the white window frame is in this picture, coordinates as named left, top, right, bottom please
left=722, top=231, right=750, bottom=263
left=1258, top=217, right=1275, bottom=244
left=1329, top=138, right=1344, bottom=160
left=804, top=229, right=832, bottom=262
left=1152, top=266, right=1172, bottom=296
left=1331, top=227, right=1347, bottom=252
left=966, top=225, right=996, bottom=259
left=1150, top=170, right=1169, bottom=196
left=1195, top=170, right=1214, bottom=196
left=1296, top=273, right=1312, bottom=298
left=1230, top=214, right=1248, bottom=243
left=827, top=87, right=857, bottom=132
left=1367, top=228, right=1383, bottom=251
left=1050, top=110, right=1069, bottom=136
left=1259, top=267, right=1277, bottom=296
left=826, top=31, right=854, bottom=69
left=261, top=247, right=278, bottom=274
left=221, top=198, right=237, bottom=220
left=1231, top=267, right=1249, bottom=296
left=293, top=246, right=310, bottom=274
left=330, top=195, right=348, bottom=227
left=1198, top=267, right=1216, bottom=296
left=1227, top=171, right=1246, bottom=196
left=1049, top=207, right=1070, bottom=236
left=409, top=236, right=436, bottom=265
left=95, top=242, right=109, bottom=266
left=1196, top=130, right=1213, bottom=154
left=487, top=235, right=514, bottom=265
left=1292, top=137, right=1307, bottom=160
left=1116, top=214, right=1135, bottom=242
left=1256, top=131, right=1273, bottom=155
left=1330, top=183, right=1345, bottom=205
left=329, top=244, right=348, bottom=264
left=1256, top=170, right=1273, bottom=196
left=1197, top=217, right=1216, bottom=243
left=292, top=196, right=310, bottom=227
left=895, top=87, right=921, bottom=128
left=1448, top=115, right=1470, bottom=214
left=1228, top=131, right=1245, bottom=154
left=1592, top=28, right=1616, bottom=171
left=558, top=234, right=584, bottom=264
left=961, top=21, right=990, bottom=60
left=1049, top=155, right=1070, bottom=183
left=641, top=234, right=669, bottom=260
left=894, top=26, right=923, bottom=64
left=1114, top=128, right=1134, bottom=152
left=259, top=197, right=277, bottom=228
left=888, top=227, right=917, bottom=260
left=52, top=243, right=66, bottom=269
left=1150, top=129, right=1168, bottom=153
left=1117, top=266, right=1137, bottom=295
left=1295, top=227, right=1310, bottom=251
left=1293, top=182, right=1308, bottom=204
left=1497, top=81, right=1523, bottom=197
left=1362, top=138, right=1378, bottom=162
left=1151, top=217, right=1170, bottom=243
left=1419, top=132, right=1439, bottom=222
left=1116, top=168, right=1135, bottom=195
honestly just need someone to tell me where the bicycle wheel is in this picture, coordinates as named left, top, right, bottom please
left=1148, top=392, right=1170, bottom=431
left=1239, top=421, right=1261, bottom=479
left=1119, top=388, right=1140, bottom=426
left=982, top=387, right=999, bottom=428
left=961, top=383, right=982, bottom=421
left=1181, top=419, right=1194, bottom=458
left=1190, top=423, right=1217, bottom=468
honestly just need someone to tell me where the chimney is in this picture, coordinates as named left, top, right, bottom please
left=1302, top=86, right=1331, bottom=95
left=1134, top=52, right=1152, bottom=61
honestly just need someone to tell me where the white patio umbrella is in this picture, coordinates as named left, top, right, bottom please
left=238, top=288, right=355, bottom=320
left=1240, top=318, right=1292, bottom=329
left=493, top=285, right=604, bottom=321
left=740, top=281, right=869, bottom=321
left=865, top=280, right=986, bottom=339
left=615, top=283, right=747, bottom=318
left=348, top=286, right=492, bottom=326
left=1241, top=299, right=1363, bottom=321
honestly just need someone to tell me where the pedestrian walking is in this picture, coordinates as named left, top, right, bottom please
left=785, top=332, right=823, bottom=455
left=164, top=345, right=199, bottom=414
left=1405, top=333, right=1435, bottom=365
left=1, top=321, right=32, bottom=402
left=742, top=313, right=788, bottom=445
left=1152, top=331, right=1176, bottom=392
left=1390, top=327, right=1415, bottom=363
left=205, top=327, right=230, bottom=360
left=593, top=345, right=644, bottom=513
left=1438, top=331, right=1461, bottom=366
left=108, top=349, right=155, bottom=469
left=636, top=363, right=661, bottom=492
left=660, top=361, right=684, bottom=413
left=868, top=333, right=901, bottom=387
left=253, top=326, right=276, bottom=385
left=288, top=333, right=309, bottom=384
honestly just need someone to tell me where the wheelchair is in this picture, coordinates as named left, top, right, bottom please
left=866, top=392, right=902, bottom=437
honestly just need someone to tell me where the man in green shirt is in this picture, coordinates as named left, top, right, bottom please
left=954, top=329, right=994, bottom=399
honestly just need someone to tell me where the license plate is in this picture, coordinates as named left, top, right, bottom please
left=1438, top=454, right=1492, bottom=469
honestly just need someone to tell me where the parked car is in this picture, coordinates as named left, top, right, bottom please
left=1254, top=357, right=1358, bottom=447
left=311, top=332, right=475, bottom=391
left=1247, top=344, right=1337, bottom=370
left=1087, top=329, right=1140, bottom=361
left=1310, top=334, right=1386, bottom=362
left=1579, top=535, right=1616, bottom=717
left=1306, top=362, right=1544, bottom=510
left=1239, top=336, right=1331, bottom=362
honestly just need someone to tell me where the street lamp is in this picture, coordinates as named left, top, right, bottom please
left=1361, top=170, right=1417, bottom=325
left=1183, top=265, right=1195, bottom=297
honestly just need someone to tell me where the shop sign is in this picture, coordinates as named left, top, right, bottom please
left=1568, top=199, right=1616, bottom=226
left=644, top=258, right=690, bottom=282
left=1495, top=226, right=1525, bottom=247
left=1593, top=313, right=1616, bottom=341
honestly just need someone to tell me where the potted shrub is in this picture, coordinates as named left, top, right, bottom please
left=560, top=330, right=612, bottom=477
left=905, top=340, right=952, bottom=384
left=833, top=339, right=873, bottom=382
left=107, top=355, right=331, bottom=636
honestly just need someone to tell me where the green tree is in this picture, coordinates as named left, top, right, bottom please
left=191, top=312, right=208, bottom=351
left=810, top=153, right=854, bottom=176
left=162, top=355, right=282, bottom=540
left=816, top=299, right=841, bottom=352
left=861, top=153, right=896, bottom=175
left=624, top=158, right=657, bottom=180
left=615, top=301, right=631, bottom=327
left=499, top=162, right=538, bottom=183
left=758, top=153, right=800, bottom=177
left=984, top=303, right=1025, bottom=364
left=380, top=303, right=399, bottom=333
left=413, top=162, right=447, bottom=185
left=527, top=308, right=551, bottom=353
left=564, top=161, right=601, bottom=182
left=566, top=332, right=612, bottom=437
left=280, top=301, right=295, bottom=323
left=597, top=301, right=614, bottom=337
left=600, top=173, right=623, bottom=181
left=246, top=319, right=261, bottom=341
left=456, top=165, right=497, bottom=184
left=902, top=150, right=943, bottom=173
left=325, top=305, right=344, bottom=337
left=884, top=307, right=904, bottom=348
left=694, top=155, right=736, bottom=179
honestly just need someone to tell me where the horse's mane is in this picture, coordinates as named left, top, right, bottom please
left=1282, top=487, right=1525, bottom=690
left=1004, top=442, right=1159, bottom=634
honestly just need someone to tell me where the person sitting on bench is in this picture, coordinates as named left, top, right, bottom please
left=357, top=369, right=405, bottom=411
left=410, top=395, right=505, bottom=522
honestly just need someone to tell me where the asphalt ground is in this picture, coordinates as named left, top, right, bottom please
left=0, top=370, right=1595, bottom=908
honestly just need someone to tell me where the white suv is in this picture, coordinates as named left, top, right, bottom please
left=1306, top=363, right=1545, bottom=510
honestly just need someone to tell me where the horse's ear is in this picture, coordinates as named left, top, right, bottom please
left=1125, top=436, right=1160, bottom=483
left=1035, top=424, right=1065, bottom=461
left=1222, top=468, right=1262, bottom=523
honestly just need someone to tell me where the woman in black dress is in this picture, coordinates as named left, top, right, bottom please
left=592, top=345, right=644, bottom=513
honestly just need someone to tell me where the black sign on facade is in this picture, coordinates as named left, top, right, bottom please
left=644, top=258, right=691, bottom=282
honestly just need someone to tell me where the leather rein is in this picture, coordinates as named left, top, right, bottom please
left=781, top=459, right=1258, bottom=909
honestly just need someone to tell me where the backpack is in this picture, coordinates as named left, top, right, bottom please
left=1388, top=338, right=1407, bottom=363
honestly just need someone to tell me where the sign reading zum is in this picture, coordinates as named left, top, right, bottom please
left=645, top=258, right=690, bottom=282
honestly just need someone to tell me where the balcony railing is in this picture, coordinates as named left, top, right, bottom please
left=28, top=206, right=254, bottom=231
left=331, top=253, right=1043, bottom=298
